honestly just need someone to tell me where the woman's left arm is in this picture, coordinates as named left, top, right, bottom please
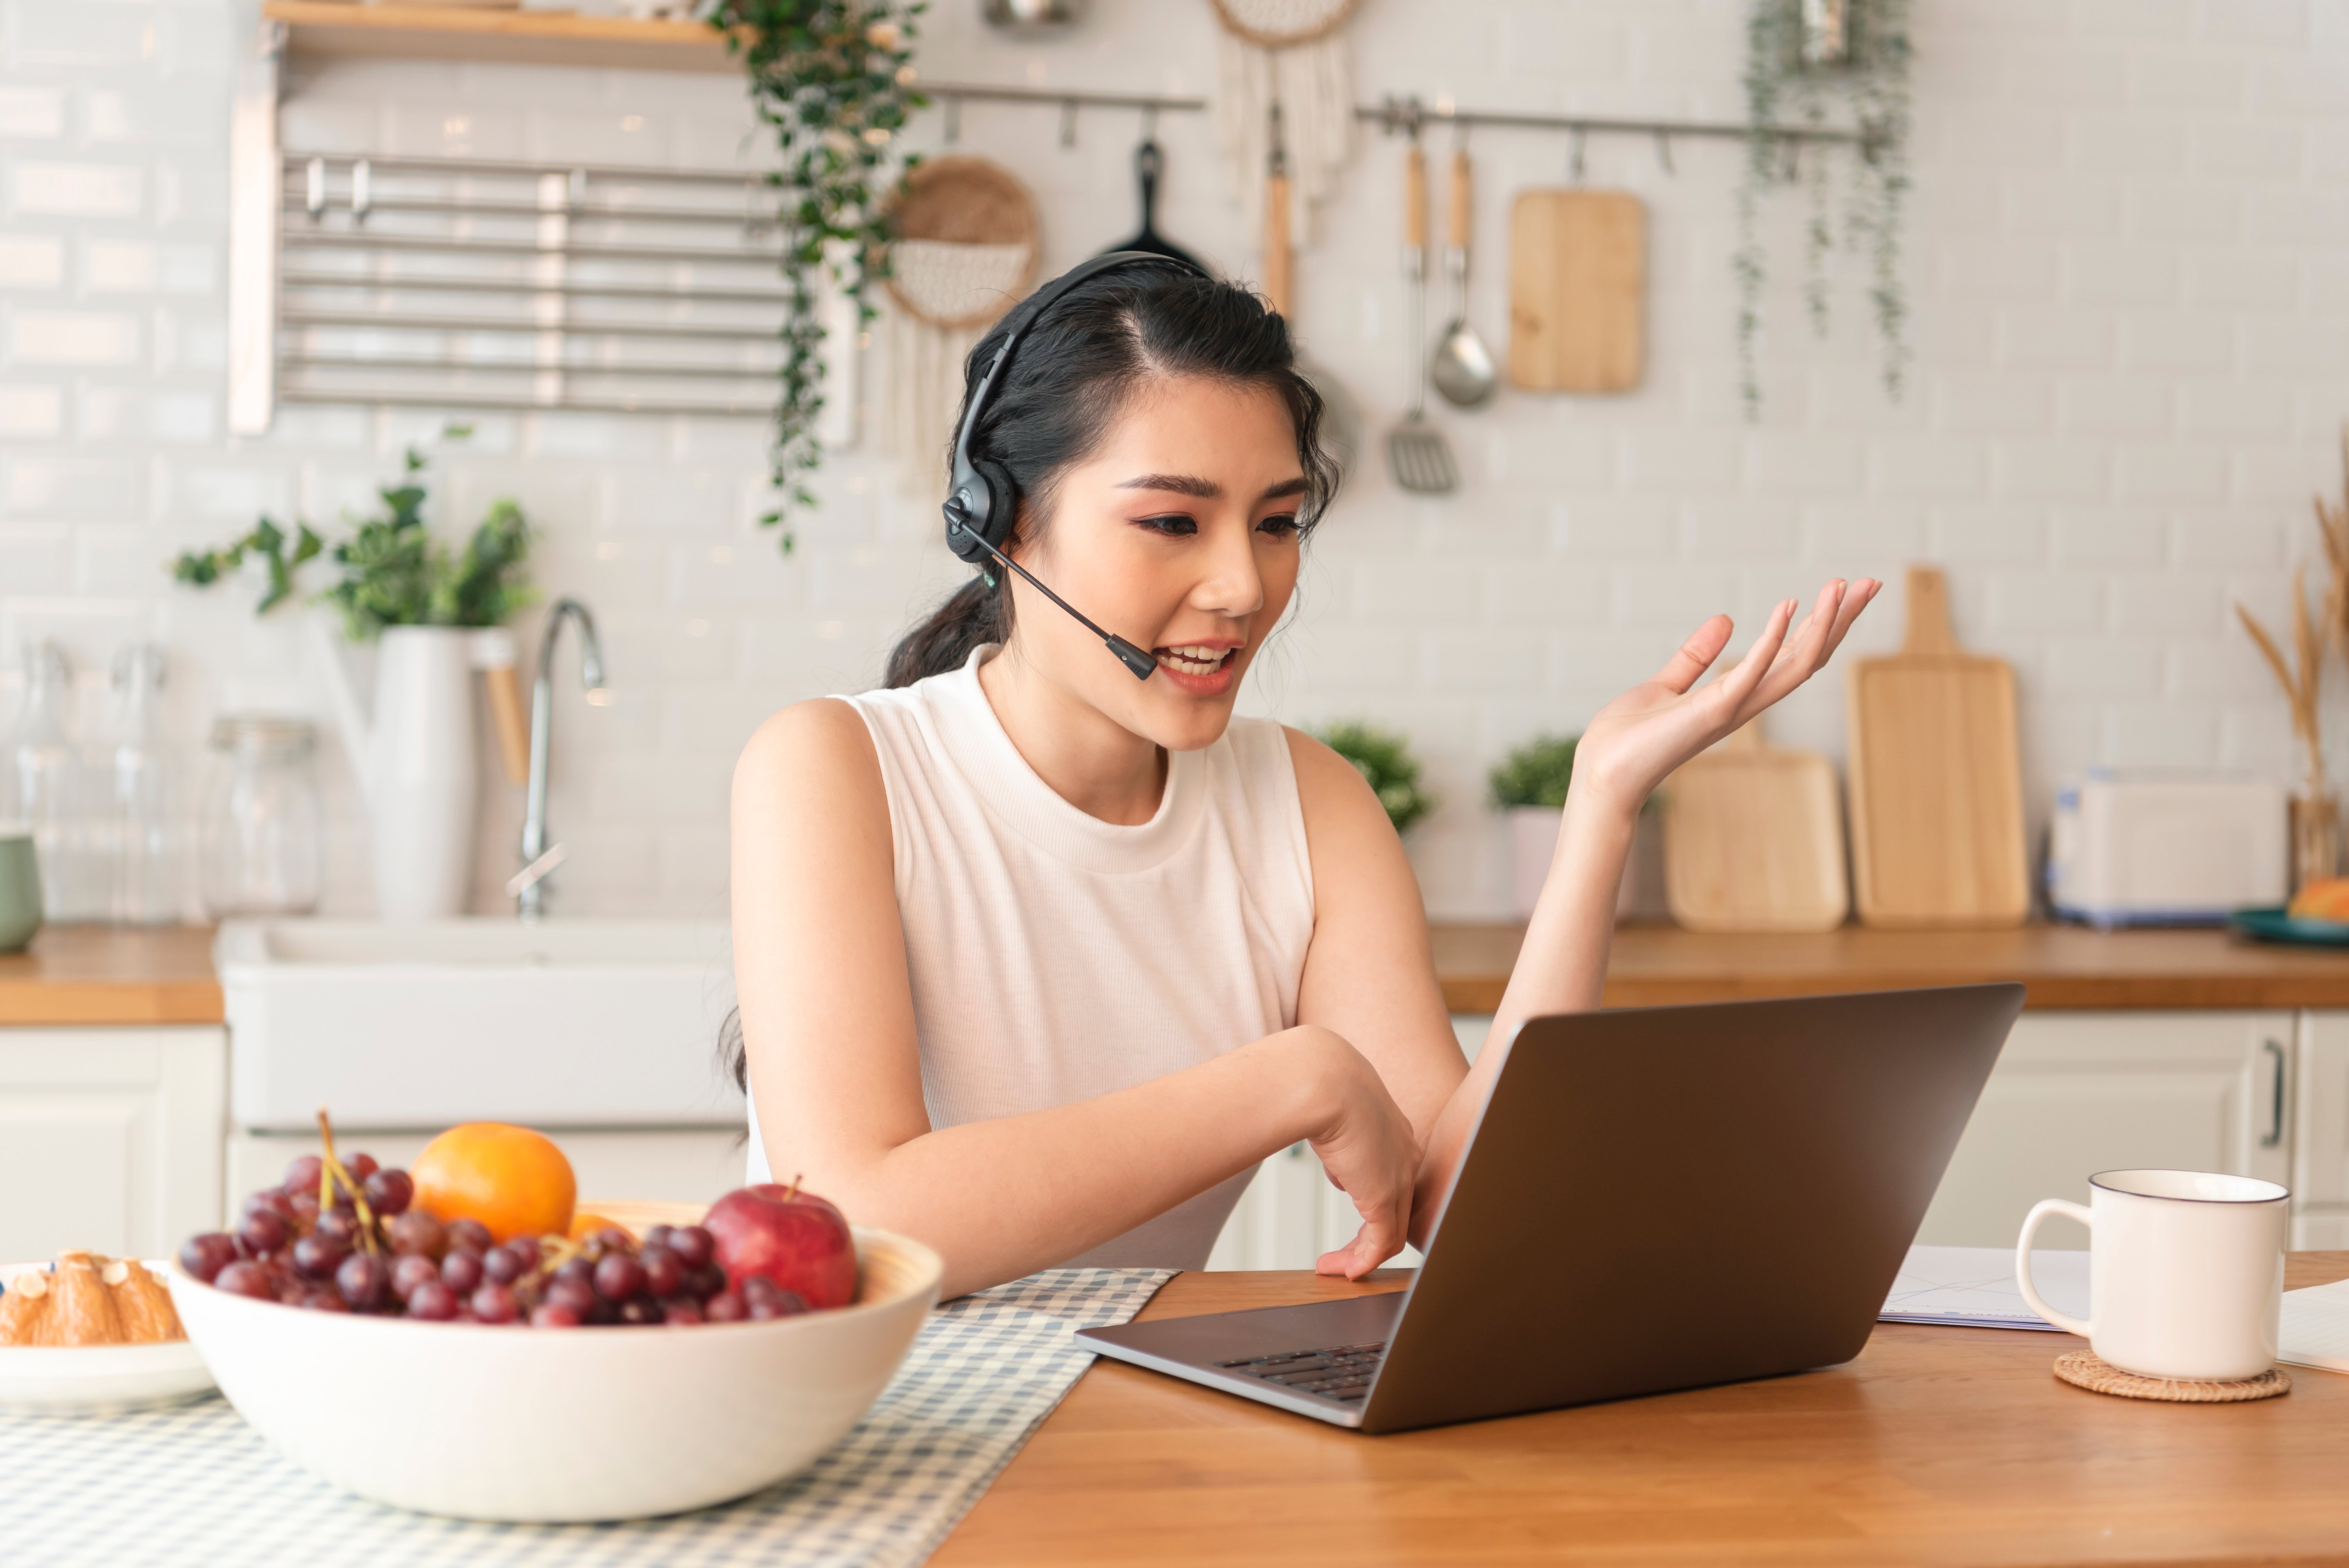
left=1407, top=577, right=1881, bottom=1238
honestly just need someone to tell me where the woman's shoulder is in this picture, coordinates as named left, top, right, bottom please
left=734, top=696, right=884, bottom=809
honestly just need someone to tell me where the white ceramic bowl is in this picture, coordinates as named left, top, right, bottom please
left=168, top=1227, right=943, bottom=1522
left=0, top=1260, right=217, bottom=1414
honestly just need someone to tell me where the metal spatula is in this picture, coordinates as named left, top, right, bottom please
left=1385, top=134, right=1458, bottom=494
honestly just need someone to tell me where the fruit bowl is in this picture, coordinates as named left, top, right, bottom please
left=168, top=1225, right=943, bottom=1522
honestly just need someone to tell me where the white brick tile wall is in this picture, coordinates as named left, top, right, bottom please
left=0, top=0, right=2342, bottom=921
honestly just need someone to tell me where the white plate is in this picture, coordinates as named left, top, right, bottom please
left=0, top=1260, right=217, bottom=1414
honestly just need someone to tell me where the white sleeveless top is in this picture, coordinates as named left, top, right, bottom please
left=746, top=647, right=1317, bottom=1269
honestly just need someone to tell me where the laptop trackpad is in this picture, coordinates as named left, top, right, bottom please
left=1081, top=1289, right=1408, bottom=1367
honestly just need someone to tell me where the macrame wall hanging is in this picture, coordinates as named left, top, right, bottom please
left=876, top=155, right=1043, bottom=499
left=1208, top=0, right=1360, bottom=248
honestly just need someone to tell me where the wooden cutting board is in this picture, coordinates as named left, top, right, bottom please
left=1846, top=566, right=2030, bottom=928
left=1507, top=189, right=1644, bottom=393
left=1662, top=720, right=1850, bottom=933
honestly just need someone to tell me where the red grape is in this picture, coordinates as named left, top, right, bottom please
left=300, top=1290, right=350, bottom=1313
left=287, top=1192, right=321, bottom=1226
left=215, top=1261, right=275, bottom=1300
left=669, top=1226, right=715, bottom=1270
left=471, top=1283, right=518, bottom=1324
left=281, top=1154, right=324, bottom=1196
left=482, top=1246, right=526, bottom=1286
left=444, top=1218, right=493, bottom=1256
left=592, top=1227, right=634, bottom=1254
left=363, top=1168, right=413, bottom=1217
left=179, top=1232, right=238, bottom=1284
left=390, top=1254, right=440, bottom=1301
left=387, top=1209, right=445, bottom=1259
left=347, top=1153, right=379, bottom=1182
left=545, top=1276, right=597, bottom=1317
left=618, top=1297, right=661, bottom=1325
left=243, top=1188, right=294, bottom=1221
left=337, top=1253, right=390, bottom=1310
left=440, top=1250, right=484, bottom=1295
left=407, top=1280, right=458, bottom=1321
left=706, top=1291, right=747, bottom=1322
left=638, top=1245, right=683, bottom=1299
left=292, top=1235, right=346, bottom=1280
left=531, top=1303, right=583, bottom=1328
left=643, top=1223, right=675, bottom=1253
left=689, top=1263, right=727, bottom=1300
left=314, top=1210, right=360, bottom=1248
left=504, top=1235, right=542, bottom=1270
left=553, top=1257, right=595, bottom=1288
left=593, top=1253, right=644, bottom=1303
left=237, top=1210, right=289, bottom=1257
left=660, top=1297, right=704, bottom=1326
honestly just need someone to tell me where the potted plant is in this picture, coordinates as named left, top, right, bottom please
left=173, top=442, right=536, bottom=920
left=1314, top=723, right=1434, bottom=837
left=1490, top=734, right=1664, bottom=922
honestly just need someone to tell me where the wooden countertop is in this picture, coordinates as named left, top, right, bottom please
left=1434, top=921, right=2349, bottom=1012
left=931, top=1254, right=2349, bottom=1568
left=0, top=926, right=223, bottom=1026
left=7, top=923, right=2349, bottom=1026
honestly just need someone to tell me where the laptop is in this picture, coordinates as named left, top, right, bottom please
left=1078, top=984, right=2024, bottom=1434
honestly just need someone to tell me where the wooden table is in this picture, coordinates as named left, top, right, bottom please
left=0, top=925, right=221, bottom=1025
left=1433, top=923, right=2349, bottom=1014
left=932, top=1256, right=2349, bottom=1567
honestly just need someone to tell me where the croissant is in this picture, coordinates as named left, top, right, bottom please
left=48, top=1251, right=126, bottom=1347
left=0, top=1269, right=53, bottom=1346
left=105, top=1258, right=183, bottom=1344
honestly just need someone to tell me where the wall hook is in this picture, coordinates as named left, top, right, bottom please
left=1059, top=98, right=1078, bottom=149
left=1569, top=127, right=1587, bottom=184
left=1653, top=130, right=1675, bottom=176
left=944, top=95, right=961, bottom=144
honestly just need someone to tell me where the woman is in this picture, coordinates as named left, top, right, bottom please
left=731, top=257, right=1878, bottom=1300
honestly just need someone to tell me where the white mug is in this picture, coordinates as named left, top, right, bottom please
left=2015, top=1168, right=2288, bottom=1383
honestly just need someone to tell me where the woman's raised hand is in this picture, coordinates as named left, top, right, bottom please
left=1280, top=1026, right=1421, bottom=1279
left=1568, top=577, right=1880, bottom=820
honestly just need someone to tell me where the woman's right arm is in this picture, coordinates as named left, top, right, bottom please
left=730, top=698, right=1419, bottom=1300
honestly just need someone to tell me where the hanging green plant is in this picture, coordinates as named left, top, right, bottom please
left=1735, top=0, right=1912, bottom=420
left=710, top=0, right=927, bottom=552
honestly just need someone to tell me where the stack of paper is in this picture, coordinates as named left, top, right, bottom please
left=2280, top=1278, right=2349, bottom=1373
left=1879, top=1244, right=2089, bottom=1331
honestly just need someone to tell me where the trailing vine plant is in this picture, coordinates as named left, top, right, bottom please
left=711, top=0, right=926, bottom=551
left=1734, top=0, right=1912, bottom=420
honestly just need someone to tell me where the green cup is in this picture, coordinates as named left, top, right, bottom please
left=0, top=833, right=42, bottom=953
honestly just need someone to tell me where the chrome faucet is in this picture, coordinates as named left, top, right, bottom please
left=514, top=597, right=607, bottom=920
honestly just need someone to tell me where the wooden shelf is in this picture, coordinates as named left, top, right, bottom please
left=265, top=2, right=744, bottom=73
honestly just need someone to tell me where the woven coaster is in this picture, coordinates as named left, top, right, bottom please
left=2053, top=1350, right=2291, bottom=1403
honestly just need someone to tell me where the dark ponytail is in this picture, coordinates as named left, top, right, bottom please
left=880, top=260, right=1339, bottom=688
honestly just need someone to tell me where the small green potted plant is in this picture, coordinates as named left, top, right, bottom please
left=1490, top=734, right=1664, bottom=921
left=1314, top=722, right=1435, bottom=837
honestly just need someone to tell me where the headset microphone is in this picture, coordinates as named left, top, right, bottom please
left=942, top=250, right=1212, bottom=683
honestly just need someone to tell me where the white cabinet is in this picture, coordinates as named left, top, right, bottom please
left=1913, top=1011, right=2292, bottom=1247
left=2292, top=1011, right=2349, bottom=1248
left=0, top=1026, right=228, bottom=1263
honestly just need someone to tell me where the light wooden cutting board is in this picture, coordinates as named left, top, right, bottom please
left=1846, top=566, right=2030, bottom=928
left=1508, top=189, right=1644, bottom=393
left=1662, top=720, right=1850, bottom=933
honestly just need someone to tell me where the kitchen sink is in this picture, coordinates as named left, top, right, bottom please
left=217, top=920, right=743, bottom=1132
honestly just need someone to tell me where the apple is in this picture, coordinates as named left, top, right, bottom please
left=704, top=1182, right=856, bottom=1310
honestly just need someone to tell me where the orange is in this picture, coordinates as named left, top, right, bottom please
left=410, top=1123, right=576, bottom=1245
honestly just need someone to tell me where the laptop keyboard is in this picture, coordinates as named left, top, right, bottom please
left=1211, top=1341, right=1387, bottom=1403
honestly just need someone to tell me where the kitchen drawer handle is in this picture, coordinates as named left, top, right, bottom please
left=2263, top=1039, right=2287, bottom=1149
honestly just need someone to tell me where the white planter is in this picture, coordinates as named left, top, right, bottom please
left=312, top=620, right=515, bottom=921
left=1506, top=805, right=1662, bottom=923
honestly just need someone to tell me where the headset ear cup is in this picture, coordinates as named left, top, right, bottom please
left=943, top=467, right=993, bottom=564
left=971, top=457, right=1020, bottom=554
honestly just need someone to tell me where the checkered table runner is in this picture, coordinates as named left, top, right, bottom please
left=0, top=1267, right=1172, bottom=1568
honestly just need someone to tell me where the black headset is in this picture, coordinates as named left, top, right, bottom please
left=941, top=249, right=1210, bottom=681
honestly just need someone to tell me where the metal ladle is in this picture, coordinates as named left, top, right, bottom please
left=1431, top=144, right=1498, bottom=410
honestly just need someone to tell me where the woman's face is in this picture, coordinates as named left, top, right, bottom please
left=1003, top=375, right=1308, bottom=753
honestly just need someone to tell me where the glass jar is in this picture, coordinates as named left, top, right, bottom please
left=107, top=643, right=183, bottom=925
left=5, top=639, right=100, bottom=922
left=199, top=716, right=323, bottom=918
